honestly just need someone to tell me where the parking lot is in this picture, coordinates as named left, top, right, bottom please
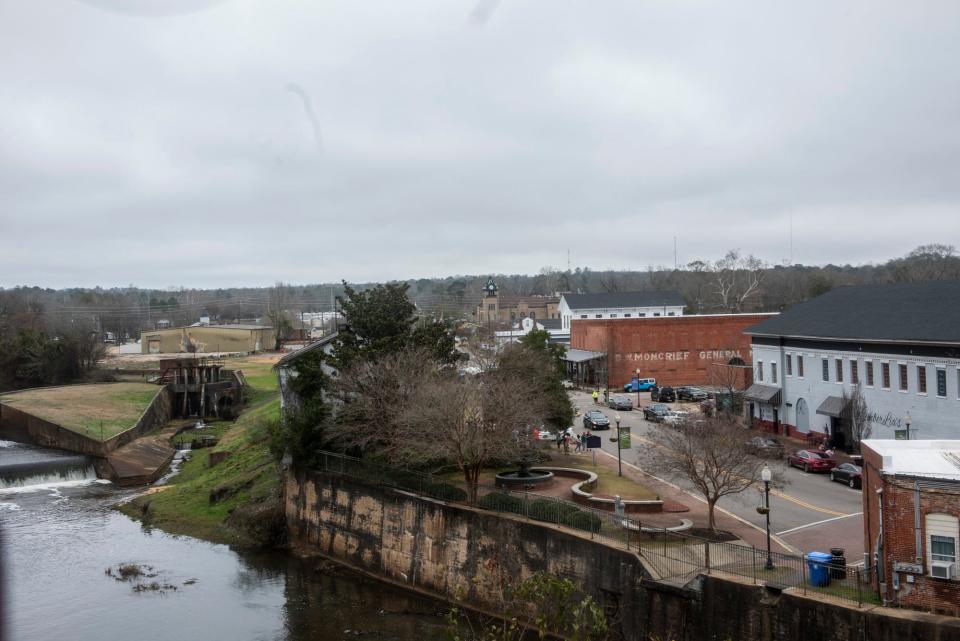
left=569, top=389, right=865, bottom=561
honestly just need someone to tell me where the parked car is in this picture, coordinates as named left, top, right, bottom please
left=744, top=436, right=785, bottom=459
left=623, top=377, right=657, bottom=392
left=607, top=395, right=633, bottom=411
left=787, top=450, right=836, bottom=473
left=583, top=410, right=610, bottom=430
left=643, top=403, right=672, bottom=422
left=830, top=463, right=863, bottom=489
left=650, top=386, right=676, bottom=402
left=676, top=386, right=708, bottom=402
left=662, top=409, right=690, bottom=427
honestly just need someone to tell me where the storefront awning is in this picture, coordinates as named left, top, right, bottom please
left=816, top=396, right=847, bottom=418
left=743, top=383, right=782, bottom=405
left=562, top=349, right=606, bottom=364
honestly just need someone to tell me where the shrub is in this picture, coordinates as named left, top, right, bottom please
left=384, top=471, right=425, bottom=491
left=562, top=510, right=603, bottom=533
left=528, top=498, right=578, bottom=523
left=424, top=482, right=467, bottom=502
left=478, top=492, right=525, bottom=515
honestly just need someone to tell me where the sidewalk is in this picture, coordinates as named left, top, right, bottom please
left=574, top=448, right=797, bottom=554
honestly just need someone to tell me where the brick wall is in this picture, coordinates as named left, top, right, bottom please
left=570, top=314, right=772, bottom=387
left=862, top=445, right=960, bottom=615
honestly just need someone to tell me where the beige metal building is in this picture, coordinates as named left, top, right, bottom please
left=141, top=325, right=275, bottom=354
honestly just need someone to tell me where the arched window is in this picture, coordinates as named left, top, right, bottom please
left=529, top=311, right=536, bottom=319
left=729, top=357, right=746, bottom=366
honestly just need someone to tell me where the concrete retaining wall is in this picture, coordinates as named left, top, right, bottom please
left=287, top=470, right=960, bottom=641
left=0, top=386, right=174, bottom=457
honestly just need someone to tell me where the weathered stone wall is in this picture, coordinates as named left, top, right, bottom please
left=288, top=470, right=960, bottom=641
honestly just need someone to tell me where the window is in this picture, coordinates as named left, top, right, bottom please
left=931, top=536, right=957, bottom=563
left=653, top=312, right=661, bottom=317
left=667, top=312, right=675, bottom=316
left=487, top=304, right=495, bottom=311
left=609, top=314, right=617, bottom=318
left=822, top=358, right=829, bottom=382
left=757, top=361, right=764, bottom=382
left=798, top=355, right=804, bottom=378
left=936, top=369, right=947, bottom=398
left=882, top=362, right=891, bottom=389
left=771, top=362, right=778, bottom=384
left=865, top=361, right=874, bottom=387
left=850, top=360, right=858, bottom=385
left=510, top=312, right=516, bottom=320
left=786, top=354, right=792, bottom=376
left=594, top=314, right=602, bottom=318
left=529, top=311, right=535, bottom=319
left=918, top=365, right=927, bottom=394
left=580, top=314, right=588, bottom=319
left=624, top=313, right=631, bottom=318
left=899, top=363, right=908, bottom=391
left=638, top=313, right=646, bottom=317
left=835, top=358, right=843, bottom=383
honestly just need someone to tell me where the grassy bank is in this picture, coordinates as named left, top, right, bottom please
left=117, top=355, right=283, bottom=547
left=1, top=382, right=159, bottom=440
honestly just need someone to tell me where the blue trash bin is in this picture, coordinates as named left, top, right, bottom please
left=806, top=552, right=832, bottom=587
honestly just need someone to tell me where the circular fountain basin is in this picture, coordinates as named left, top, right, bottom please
left=494, top=469, right=554, bottom=489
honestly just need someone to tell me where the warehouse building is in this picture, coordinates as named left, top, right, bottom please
left=141, top=324, right=275, bottom=355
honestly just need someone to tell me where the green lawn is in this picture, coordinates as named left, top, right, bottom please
left=118, top=355, right=282, bottom=545
left=2, top=383, right=160, bottom=441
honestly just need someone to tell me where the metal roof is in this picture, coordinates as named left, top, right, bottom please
left=815, top=396, right=847, bottom=418
left=745, top=281, right=960, bottom=344
left=863, top=440, right=960, bottom=480
left=562, top=349, right=606, bottom=363
left=562, top=291, right=686, bottom=311
left=743, top=383, right=782, bottom=404
left=273, top=332, right=339, bottom=368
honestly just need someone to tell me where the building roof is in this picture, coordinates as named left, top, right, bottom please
left=863, top=440, right=960, bottom=479
left=143, top=323, right=272, bottom=334
left=274, top=332, right=338, bottom=368
left=815, top=396, right=847, bottom=418
left=538, top=318, right=562, bottom=330
left=743, top=383, right=782, bottom=404
left=562, top=349, right=606, bottom=363
left=745, top=281, right=960, bottom=344
left=561, top=291, right=686, bottom=311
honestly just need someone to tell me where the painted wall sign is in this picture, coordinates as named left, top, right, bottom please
left=620, top=349, right=742, bottom=363
left=867, top=411, right=904, bottom=429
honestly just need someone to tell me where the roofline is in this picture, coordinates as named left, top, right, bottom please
left=747, top=332, right=960, bottom=348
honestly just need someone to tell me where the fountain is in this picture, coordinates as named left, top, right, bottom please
left=495, top=457, right=554, bottom=489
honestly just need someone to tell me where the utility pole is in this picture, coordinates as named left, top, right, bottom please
left=674, top=236, right=678, bottom=270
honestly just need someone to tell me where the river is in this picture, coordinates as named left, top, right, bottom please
left=0, top=439, right=454, bottom=641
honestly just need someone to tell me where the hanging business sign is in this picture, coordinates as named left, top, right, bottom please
left=618, top=425, right=631, bottom=449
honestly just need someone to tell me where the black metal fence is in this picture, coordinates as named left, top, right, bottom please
left=311, top=450, right=877, bottom=608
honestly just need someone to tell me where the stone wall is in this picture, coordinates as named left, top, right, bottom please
left=287, top=469, right=960, bottom=641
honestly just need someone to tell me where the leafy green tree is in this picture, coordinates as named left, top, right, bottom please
left=332, top=282, right=458, bottom=369
left=497, top=342, right=574, bottom=431
left=269, top=348, right=332, bottom=470
left=518, top=328, right=567, bottom=372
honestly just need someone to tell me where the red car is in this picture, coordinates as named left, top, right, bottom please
left=787, top=450, right=836, bottom=473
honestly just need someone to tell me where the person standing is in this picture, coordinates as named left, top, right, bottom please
left=592, top=389, right=599, bottom=405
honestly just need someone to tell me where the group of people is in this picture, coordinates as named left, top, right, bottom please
left=555, top=429, right=592, bottom=454
left=590, top=388, right=609, bottom=404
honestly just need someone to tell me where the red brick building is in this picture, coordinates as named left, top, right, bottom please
left=569, top=314, right=773, bottom=388
left=862, top=440, right=960, bottom=615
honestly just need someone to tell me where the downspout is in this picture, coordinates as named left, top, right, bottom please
left=914, top=480, right=922, bottom=563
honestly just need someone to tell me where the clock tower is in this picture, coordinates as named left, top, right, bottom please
left=483, top=277, right=498, bottom=298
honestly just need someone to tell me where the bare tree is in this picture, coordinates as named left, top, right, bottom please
left=841, top=383, right=871, bottom=453
left=333, top=347, right=548, bottom=501
left=642, top=415, right=768, bottom=531
left=266, top=281, right=294, bottom=349
left=711, top=250, right=767, bottom=313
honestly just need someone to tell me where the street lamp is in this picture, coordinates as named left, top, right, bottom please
left=615, top=414, right=622, bottom=477
left=904, top=413, right=912, bottom=440
left=759, top=464, right=774, bottom=570
left=635, top=368, right=641, bottom=407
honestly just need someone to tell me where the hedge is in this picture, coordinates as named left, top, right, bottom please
left=477, top=492, right=525, bottom=515
left=424, top=482, right=468, bottom=502
left=562, top=510, right=603, bottom=533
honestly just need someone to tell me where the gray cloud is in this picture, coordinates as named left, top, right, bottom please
left=2, top=1, right=960, bottom=288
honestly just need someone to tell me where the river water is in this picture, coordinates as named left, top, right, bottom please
left=0, top=440, right=453, bottom=641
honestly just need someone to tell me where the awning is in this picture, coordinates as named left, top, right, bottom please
left=562, top=349, right=607, bottom=364
left=743, top=383, right=782, bottom=405
left=816, top=396, right=847, bottom=418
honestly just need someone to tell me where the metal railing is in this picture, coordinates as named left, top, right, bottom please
left=311, top=450, right=878, bottom=608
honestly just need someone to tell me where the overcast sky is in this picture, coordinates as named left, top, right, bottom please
left=3, top=1, right=960, bottom=289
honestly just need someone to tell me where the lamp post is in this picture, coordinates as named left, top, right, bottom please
left=615, top=414, right=622, bottom=477
left=760, top=464, right=774, bottom=570
left=635, top=368, right=641, bottom=407
left=904, top=413, right=912, bottom=440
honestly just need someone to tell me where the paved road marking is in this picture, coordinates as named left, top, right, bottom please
left=596, top=449, right=801, bottom=555
left=625, top=430, right=849, bottom=518
left=776, top=512, right=863, bottom=536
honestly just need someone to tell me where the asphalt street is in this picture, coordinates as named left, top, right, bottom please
left=570, top=390, right=866, bottom=561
